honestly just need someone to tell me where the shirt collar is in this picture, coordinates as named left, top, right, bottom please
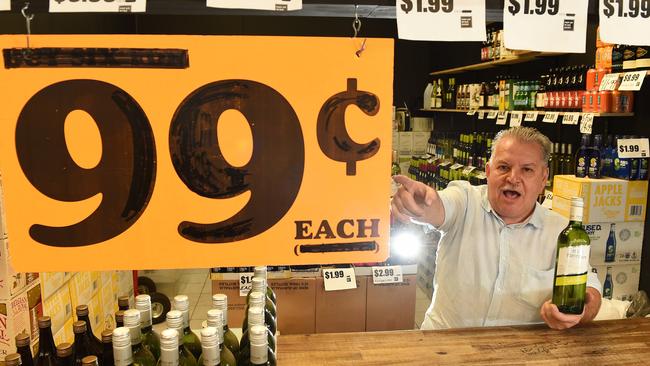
left=480, top=185, right=544, bottom=229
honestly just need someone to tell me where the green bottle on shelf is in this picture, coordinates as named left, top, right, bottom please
left=238, top=326, right=276, bottom=366
left=173, top=295, right=202, bottom=360
left=245, top=278, right=276, bottom=319
left=206, top=309, right=237, bottom=366
left=165, top=311, right=198, bottom=366
left=212, top=294, right=240, bottom=359
left=123, top=310, right=157, bottom=366
left=136, top=294, right=162, bottom=361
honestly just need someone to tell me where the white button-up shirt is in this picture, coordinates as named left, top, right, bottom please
left=421, top=181, right=602, bottom=330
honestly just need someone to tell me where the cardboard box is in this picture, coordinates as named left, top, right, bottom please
left=592, top=264, right=640, bottom=302
left=43, top=283, right=72, bottom=334
left=0, top=287, right=33, bottom=358
left=0, top=236, right=27, bottom=300
left=584, top=222, right=644, bottom=265
left=412, top=132, right=430, bottom=155
left=268, top=278, right=316, bottom=335
left=40, top=272, right=66, bottom=299
left=117, top=271, right=133, bottom=299
left=68, top=272, right=95, bottom=308
left=211, top=280, right=246, bottom=329
left=99, top=282, right=116, bottom=330
left=398, top=132, right=413, bottom=155
left=365, top=275, right=416, bottom=331
left=315, top=276, right=367, bottom=333
left=553, top=175, right=648, bottom=223
left=88, top=293, right=104, bottom=338
left=26, top=283, right=42, bottom=343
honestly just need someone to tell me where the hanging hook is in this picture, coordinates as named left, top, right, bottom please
left=352, top=5, right=366, bottom=58
left=21, top=2, right=34, bottom=55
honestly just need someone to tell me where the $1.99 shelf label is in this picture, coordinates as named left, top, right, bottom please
left=323, top=268, right=357, bottom=291
left=49, top=0, right=147, bottom=12
left=397, top=0, right=486, bottom=41
left=599, top=0, right=650, bottom=45
left=504, top=0, right=589, bottom=53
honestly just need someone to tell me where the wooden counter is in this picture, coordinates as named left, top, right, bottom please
left=278, top=318, right=650, bottom=365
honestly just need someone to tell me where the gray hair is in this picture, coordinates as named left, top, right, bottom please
left=490, top=127, right=552, bottom=166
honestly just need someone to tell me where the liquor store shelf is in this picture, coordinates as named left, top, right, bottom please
left=419, top=108, right=634, bottom=118
left=277, top=318, right=650, bottom=365
left=429, top=52, right=562, bottom=76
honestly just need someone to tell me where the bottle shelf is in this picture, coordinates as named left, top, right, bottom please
left=419, top=108, right=634, bottom=118
left=429, top=52, right=561, bottom=76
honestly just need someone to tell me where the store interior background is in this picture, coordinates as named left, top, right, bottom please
left=1, top=0, right=649, bottom=332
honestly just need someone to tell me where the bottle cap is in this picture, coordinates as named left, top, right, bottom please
left=81, top=356, right=98, bottom=366
left=254, top=266, right=267, bottom=278
left=251, top=277, right=266, bottom=291
left=249, top=291, right=265, bottom=308
left=249, top=325, right=267, bottom=345
left=248, top=306, right=264, bottom=327
left=112, top=327, right=131, bottom=348
left=4, top=354, right=21, bottom=366
left=115, top=310, right=125, bottom=323
left=166, top=310, right=183, bottom=329
left=101, top=329, right=113, bottom=343
left=160, top=329, right=179, bottom=350
left=211, top=294, right=227, bottom=308
left=173, top=295, right=189, bottom=311
left=118, top=296, right=130, bottom=309
left=37, top=316, right=52, bottom=328
left=200, top=327, right=218, bottom=348
left=571, top=197, right=584, bottom=207
left=14, top=333, right=30, bottom=347
left=56, top=343, right=72, bottom=358
left=76, top=305, right=89, bottom=317
left=135, top=294, right=151, bottom=310
left=206, top=309, right=223, bottom=328
left=123, top=309, right=141, bottom=327
left=73, top=320, right=87, bottom=334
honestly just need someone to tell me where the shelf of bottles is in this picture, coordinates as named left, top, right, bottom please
left=419, top=108, right=633, bottom=118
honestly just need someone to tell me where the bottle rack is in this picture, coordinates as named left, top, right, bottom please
left=419, top=109, right=634, bottom=118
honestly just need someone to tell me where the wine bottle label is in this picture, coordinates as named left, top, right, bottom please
left=556, top=244, right=590, bottom=278
left=159, top=348, right=179, bottom=366
left=250, top=344, right=268, bottom=364
left=201, top=347, right=219, bottom=366
left=141, top=308, right=152, bottom=327
left=113, top=347, right=134, bottom=366
left=569, top=205, right=583, bottom=222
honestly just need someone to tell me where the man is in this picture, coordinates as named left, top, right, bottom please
left=392, top=127, right=601, bottom=330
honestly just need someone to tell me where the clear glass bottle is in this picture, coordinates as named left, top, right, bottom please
left=136, top=294, right=161, bottom=361
left=172, top=295, right=202, bottom=360
left=206, top=309, right=237, bottom=366
left=15, top=333, right=34, bottom=366
left=552, top=197, right=591, bottom=314
left=35, top=317, right=58, bottom=366
left=165, top=311, right=198, bottom=366
left=112, top=327, right=135, bottom=366
left=55, top=343, right=74, bottom=366
left=76, top=305, right=103, bottom=358
left=101, top=330, right=114, bottom=366
left=123, top=309, right=156, bottom=366
left=212, top=295, right=240, bottom=359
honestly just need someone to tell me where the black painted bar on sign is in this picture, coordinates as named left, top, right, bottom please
left=3, top=48, right=189, bottom=69
left=296, top=241, right=377, bottom=254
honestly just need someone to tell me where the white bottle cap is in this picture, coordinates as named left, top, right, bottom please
left=212, top=294, right=228, bottom=323
left=249, top=291, right=265, bottom=308
left=247, top=306, right=264, bottom=328
left=160, top=329, right=179, bottom=350
left=122, top=309, right=141, bottom=327
left=135, top=294, right=151, bottom=310
left=200, top=327, right=218, bottom=348
left=165, top=310, right=183, bottom=329
left=254, top=266, right=267, bottom=278
left=173, top=295, right=189, bottom=311
left=112, top=327, right=131, bottom=348
left=251, top=277, right=266, bottom=292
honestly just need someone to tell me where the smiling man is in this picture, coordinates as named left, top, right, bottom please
left=392, top=127, right=602, bottom=330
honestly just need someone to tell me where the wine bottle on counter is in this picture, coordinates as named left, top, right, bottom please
left=165, top=311, right=198, bottom=366
left=136, top=294, right=162, bottom=361
left=552, top=197, right=590, bottom=314
left=211, top=295, right=240, bottom=358
left=245, top=279, right=276, bottom=319
left=123, top=309, right=157, bottom=366
left=173, top=295, right=202, bottom=360
left=238, top=307, right=276, bottom=366
left=205, top=309, right=237, bottom=366
left=55, top=343, right=74, bottom=366
left=252, top=267, right=277, bottom=305
left=15, top=333, right=34, bottom=366
left=241, top=293, right=276, bottom=337
left=35, top=317, right=58, bottom=366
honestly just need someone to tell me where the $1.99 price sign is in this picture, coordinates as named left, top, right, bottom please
left=617, top=138, right=650, bottom=158
left=397, top=0, right=486, bottom=41
left=239, top=272, right=255, bottom=297
left=600, top=0, right=650, bottom=45
left=49, top=0, right=146, bottom=12
left=0, top=35, right=393, bottom=271
left=504, top=0, right=589, bottom=53
left=323, top=268, right=357, bottom=291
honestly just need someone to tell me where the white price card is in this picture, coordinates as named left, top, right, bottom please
left=0, top=0, right=9, bottom=11
left=323, top=268, right=357, bottom=291
left=50, top=0, right=146, bottom=12
left=599, top=73, right=621, bottom=91
left=239, top=272, right=255, bottom=297
left=487, top=110, right=499, bottom=119
left=478, top=110, right=485, bottom=119
left=543, top=111, right=559, bottom=123
left=467, top=109, right=477, bottom=116
left=397, top=0, right=486, bottom=41
left=496, top=111, right=509, bottom=125
left=207, top=0, right=302, bottom=11
left=599, top=0, right=650, bottom=45
left=510, top=111, right=523, bottom=127
left=618, top=71, right=646, bottom=91
left=562, top=112, right=580, bottom=125
left=524, top=111, right=539, bottom=122
left=580, top=113, right=595, bottom=134
left=372, top=265, right=404, bottom=284
left=617, top=138, right=650, bottom=158
left=504, top=0, right=589, bottom=53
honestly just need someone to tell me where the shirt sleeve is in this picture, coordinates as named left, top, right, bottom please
left=587, top=265, right=602, bottom=295
left=434, top=181, right=470, bottom=233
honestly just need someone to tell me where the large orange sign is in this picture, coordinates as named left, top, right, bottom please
left=0, top=35, right=393, bottom=271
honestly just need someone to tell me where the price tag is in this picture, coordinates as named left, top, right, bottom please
left=239, top=272, right=255, bottom=297
left=524, top=111, right=539, bottom=122
left=462, top=166, right=477, bottom=175
left=49, top=0, right=146, bottom=12
left=478, top=110, right=486, bottom=119
left=372, top=265, right=404, bottom=284
left=0, top=0, right=9, bottom=11
left=617, top=138, right=650, bottom=158
left=323, top=268, right=357, bottom=291
left=487, top=110, right=499, bottom=119
left=580, top=113, right=594, bottom=134
left=543, top=112, right=559, bottom=123
left=510, top=111, right=523, bottom=126
left=496, top=111, right=508, bottom=125
left=504, top=0, right=589, bottom=53
left=450, top=163, right=464, bottom=170
left=562, top=112, right=580, bottom=125
left=618, top=71, right=646, bottom=91
left=599, top=73, right=620, bottom=91
left=467, top=109, right=477, bottom=116
left=397, top=0, right=486, bottom=41
left=599, top=0, right=650, bottom=45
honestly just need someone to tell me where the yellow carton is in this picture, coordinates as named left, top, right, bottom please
left=40, top=272, right=66, bottom=299
left=0, top=285, right=34, bottom=358
left=68, top=273, right=94, bottom=309
left=553, top=175, right=648, bottom=223
left=53, top=317, right=74, bottom=346
left=42, top=283, right=72, bottom=334
left=99, top=282, right=116, bottom=330
left=88, top=294, right=104, bottom=338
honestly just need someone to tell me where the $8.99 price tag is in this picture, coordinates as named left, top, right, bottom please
left=619, top=71, right=646, bottom=91
left=323, top=268, right=357, bottom=291
left=49, top=0, right=146, bottom=12
left=600, top=0, right=650, bottom=45
left=372, top=265, right=403, bottom=284
left=397, top=0, right=486, bottom=41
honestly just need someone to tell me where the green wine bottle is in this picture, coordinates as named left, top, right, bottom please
left=206, top=309, right=237, bottom=366
left=211, top=295, right=240, bottom=358
left=112, top=327, right=137, bottom=366
left=156, top=329, right=179, bottom=366
left=245, top=278, right=276, bottom=319
left=238, top=307, right=276, bottom=366
left=241, top=293, right=276, bottom=336
left=552, top=197, right=591, bottom=314
left=123, top=309, right=157, bottom=366
left=173, top=295, right=202, bottom=360
left=136, top=294, right=162, bottom=361
left=165, top=311, right=198, bottom=366
left=239, top=326, right=276, bottom=366
left=252, top=267, right=277, bottom=305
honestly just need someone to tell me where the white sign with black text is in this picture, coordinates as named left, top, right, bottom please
left=618, top=71, right=647, bottom=91
left=0, top=0, right=9, bottom=11
left=239, top=272, right=255, bottom=297
left=524, top=111, right=539, bottom=122
left=510, top=111, right=523, bottom=127
left=397, top=0, right=486, bottom=41
left=49, top=0, right=147, bottom=12
left=372, top=265, right=404, bottom=284
left=543, top=111, right=559, bottom=123
left=580, top=113, right=595, bottom=134
left=617, top=138, right=650, bottom=159
left=599, top=0, right=650, bottom=45
left=323, top=268, right=357, bottom=291
left=207, top=0, right=302, bottom=11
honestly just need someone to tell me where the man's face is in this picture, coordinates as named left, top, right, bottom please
left=485, top=137, right=548, bottom=225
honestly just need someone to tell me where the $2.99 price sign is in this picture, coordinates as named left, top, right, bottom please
left=397, top=0, right=486, bottom=41
left=0, top=35, right=393, bottom=271
left=372, top=265, right=403, bottom=284
left=600, top=0, right=650, bottom=45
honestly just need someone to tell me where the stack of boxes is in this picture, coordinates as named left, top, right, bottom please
left=553, top=175, right=648, bottom=301
left=392, top=110, right=433, bottom=175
